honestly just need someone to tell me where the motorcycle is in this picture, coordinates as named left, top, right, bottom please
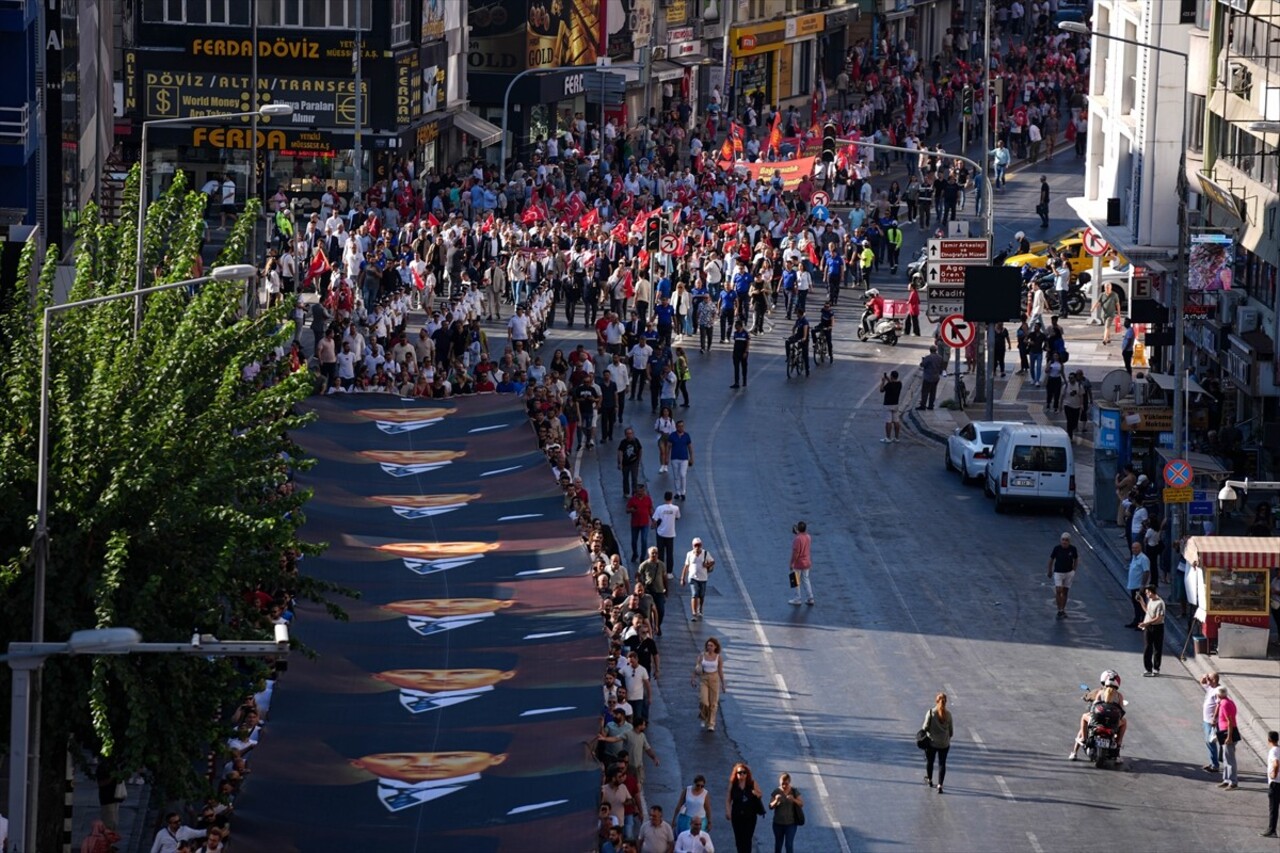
left=906, top=246, right=929, bottom=283
left=1077, top=671, right=1126, bottom=769
left=856, top=311, right=900, bottom=345
left=1022, top=268, right=1086, bottom=317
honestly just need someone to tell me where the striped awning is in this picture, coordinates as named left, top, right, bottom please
left=1184, top=536, right=1280, bottom=569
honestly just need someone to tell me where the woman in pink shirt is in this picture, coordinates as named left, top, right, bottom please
left=1216, top=685, right=1239, bottom=788
left=788, top=521, right=814, bottom=606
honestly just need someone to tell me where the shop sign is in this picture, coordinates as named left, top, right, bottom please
left=143, top=70, right=368, bottom=127
left=417, top=121, right=440, bottom=147
left=1119, top=407, right=1174, bottom=432
left=396, top=51, right=422, bottom=128
left=666, top=0, right=688, bottom=25
left=123, top=51, right=137, bottom=114
left=668, top=26, right=695, bottom=42
left=188, top=126, right=334, bottom=152
left=422, top=0, right=447, bottom=41
left=731, top=23, right=785, bottom=56
left=189, top=36, right=381, bottom=63
left=564, top=72, right=586, bottom=96
left=1096, top=408, right=1121, bottom=450
left=669, top=41, right=700, bottom=58
left=785, top=14, right=824, bottom=39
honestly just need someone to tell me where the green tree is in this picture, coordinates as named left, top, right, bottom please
left=0, top=167, right=338, bottom=850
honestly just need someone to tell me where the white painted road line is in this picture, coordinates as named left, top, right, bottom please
left=995, top=774, right=1016, bottom=802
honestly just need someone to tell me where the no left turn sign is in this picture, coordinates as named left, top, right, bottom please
left=1083, top=227, right=1109, bottom=257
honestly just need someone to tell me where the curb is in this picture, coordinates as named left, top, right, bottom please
left=908, top=402, right=1275, bottom=766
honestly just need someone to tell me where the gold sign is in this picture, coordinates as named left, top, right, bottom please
left=1120, top=407, right=1174, bottom=432
left=190, top=37, right=381, bottom=62
left=417, top=122, right=439, bottom=146
left=793, top=13, right=824, bottom=37
left=667, top=0, right=687, bottom=25
left=1162, top=486, right=1194, bottom=503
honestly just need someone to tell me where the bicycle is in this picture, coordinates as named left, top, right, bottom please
left=812, top=329, right=831, bottom=365
left=785, top=340, right=809, bottom=379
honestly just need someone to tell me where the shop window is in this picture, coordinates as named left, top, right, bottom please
left=143, top=0, right=251, bottom=24
left=258, top=0, right=371, bottom=29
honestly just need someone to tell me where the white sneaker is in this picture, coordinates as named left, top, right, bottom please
left=788, top=599, right=802, bottom=606
left=880, top=437, right=892, bottom=443
left=1068, top=751, right=1078, bottom=761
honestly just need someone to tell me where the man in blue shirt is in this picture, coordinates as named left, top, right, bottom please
left=730, top=319, right=751, bottom=389
left=823, top=244, right=844, bottom=306
left=733, top=267, right=753, bottom=325
left=787, top=308, right=811, bottom=376
left=666, top=420, right=694, bottom=501
left=1125, top=540, right=1151, bottom=628
left=653, top=295, right=676, bottom=350
left=817, top=300, right=835, bottom=357
left=780, top=260, right=798, bottom=320
left=717, top=283, right=737, bottom=343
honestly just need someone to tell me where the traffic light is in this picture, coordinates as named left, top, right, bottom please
left=645, top=216, right=661, bottom=252
left=822, top=122, right=838, bottom=164
left=962, top=86, right=974, bottom=116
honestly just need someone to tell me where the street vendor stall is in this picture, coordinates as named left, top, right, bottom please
left=1184, top=536, right=1277, bottom=658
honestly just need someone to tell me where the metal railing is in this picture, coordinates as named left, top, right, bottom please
left=0, top=102, right=30, bottom=146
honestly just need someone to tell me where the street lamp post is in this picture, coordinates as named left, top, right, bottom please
left=5, top=626, right=290, bottom=853
left=1060, top=21, right=1191, bottom=542
left=22, top=265, right=257, bottom=853
left=134, top=105, right=294, bottom=331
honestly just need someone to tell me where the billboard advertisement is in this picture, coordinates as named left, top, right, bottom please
left=1188, top=234, right=1234, bottom=292
left=469, top=0, right=603, bottom=73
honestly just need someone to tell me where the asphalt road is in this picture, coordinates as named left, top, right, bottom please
left=555, top=208, right=1272, bottom=853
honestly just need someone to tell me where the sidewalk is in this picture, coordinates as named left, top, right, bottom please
left=903, top=313, right=1280, bottom=767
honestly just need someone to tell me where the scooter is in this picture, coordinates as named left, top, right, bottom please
left=856, top=311, right=899, bottom=346
left=1077, top=672, right=1127, bottom=769
left=906, top=246, right=929, bottom=282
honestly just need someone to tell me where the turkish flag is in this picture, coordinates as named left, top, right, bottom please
left=480, top=212, right=495, bottom=234
left=426, top=212, right=441, bottom=228
left=805, top=241, right=820, bottom=267
left=303, top=249, right=330, bottom=286
left=411, top=266, right=426, bottom=291
left=610, top=220, right=629, bottom=242
left=581, top=207, right=600, bottom=230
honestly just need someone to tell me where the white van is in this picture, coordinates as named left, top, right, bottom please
left=983, top=424, right=1076, bottom=515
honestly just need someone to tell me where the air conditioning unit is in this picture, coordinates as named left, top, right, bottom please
left=1218, top=288, right=1246, bottom=325
left=1236, top=306, right=1261, bottom=333
left=1228, top=62, right=1252, bottom=95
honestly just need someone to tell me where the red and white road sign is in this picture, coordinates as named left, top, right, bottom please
left=927, top=263, right=969, bottom=284
left=659, top=233, right=679, bottom=254
left=927, top=238, right=991, bottom=261
left=940, top=314, right=976, bottom=349
left=810, top=191, right=829, bottom=208
left=1083, top=227, right=1109, bottom=257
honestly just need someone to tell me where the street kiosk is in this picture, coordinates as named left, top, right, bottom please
left=1184, top=536, right=1277, bottom=658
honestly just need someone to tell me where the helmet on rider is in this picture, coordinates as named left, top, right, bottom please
left=1015, top=231, right=1026, bottom=241
left=1100, top=670, right=1121, bottom=689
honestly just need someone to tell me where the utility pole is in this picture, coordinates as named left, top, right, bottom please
left=249, top=0, right=259, bottom=318
left=353, top=0, right=363, bottom=200
left=980, top=0, right=996, bottom=419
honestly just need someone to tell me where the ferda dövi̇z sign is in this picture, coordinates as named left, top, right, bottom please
left=143, top=70, right=368, bottom=127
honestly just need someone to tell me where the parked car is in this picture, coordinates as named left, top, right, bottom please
left=945, top=420, right=1025, bottom=481
left=984, top=424, right=1076, bottom=515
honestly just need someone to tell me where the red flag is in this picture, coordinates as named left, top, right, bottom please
left=805, top=241, right=820, bottom=267
left=730, top=122, right=745, bottom=160
left=581, top=207, right=600, bottom=230
left=672, top=236, right=686, bottom=256
left=637, top=250, right=649, bottom=270
left=718, top=135, right=734, bottom=164
left=766, top=111, right=783, bottom=158
left=520, top=205, right=545, bottom=226
left=610, top=220, right=629, bottom=242
left=411, top=266, right=426, bottom=291
left=426, top=212, right=441, bottom=228
left=303, top=249, right=331, bottom=286
left=480, top=212, right=495, bottom=234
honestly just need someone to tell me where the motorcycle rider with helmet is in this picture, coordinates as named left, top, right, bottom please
left=1069, top=670, right=1127, bottom=760
left=1015, top=231, right=1031, bottom=255
left=861, top=288, right=886, bottom=337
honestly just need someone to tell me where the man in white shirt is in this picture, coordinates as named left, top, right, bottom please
left=618, top=649, right=651, bottom=723
left=507, top=306, right=530, bottom=344
left=679, top=538, right=715, bottom=621
left=651, top=490, right=681, bottom=572
left=627, top=339, right=653, bottom=402
left=674, top=815, right=714, bottom=853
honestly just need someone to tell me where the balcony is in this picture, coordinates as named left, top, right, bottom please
left=0, top=102, right=34, bottom=166
left=0, top=0, right=36, bottom=32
